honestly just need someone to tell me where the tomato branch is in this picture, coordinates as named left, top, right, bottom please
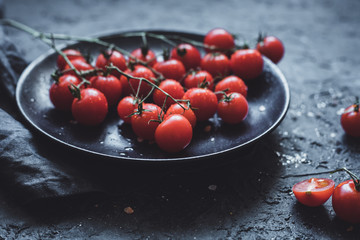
left=282, top=167, right=360, bottom=191
left=107, top=65, right=188, bottom=110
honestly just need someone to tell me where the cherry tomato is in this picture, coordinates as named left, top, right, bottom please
left=49, top=74, right=81, bottom=111
left=153, top=79, right=185, bottom=109
left=57, top=49, right=85, bottom=70
left=256, top=36, right=284, bottom=64
left=130, top=47, right=157, bottom=67
left=89, top=74, right=122, bottom=107
left=200, top=52, right=230, bottom=78
left=117, top=96, right=138, bottom=124
left=128, top=65, right=157, bottom=98
left=230, top=49, right=264, bottom=80
left=217, top=92, right=248, bottom=124
left=64, top=59, right=95, bottom=80
left=165, top=103, right=197, bottom=128
left=131, top=103, right=162, bottom=140
left=182, top=88, right=218, bottom=121
left=292, top=178, right=335, bottom=207
left=170, top=43, right=201, bottom=70
left=332, top=179, right=360, bottom=223
left=118, top=69, right=133, bottom=97
left=184, top=70, right=214, bottom=91
left=340, top=98, right=360, bottom=137
left=203, top=28, right=235, bottom=53
left=155, top=114, right=193, bottom=153
left=214, top=75, right=248, bottom=100
left=95, top=50, right=127, bottom=78
left=71, top=88, right=108, bottom=126
left=154, top=59, right=186, bottom=81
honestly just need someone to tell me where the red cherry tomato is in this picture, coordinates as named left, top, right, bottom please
left=230, top=49, right=264, bottom=80
left=256, top=36, right=284, bottom=64
left=200, top=52, right=230, bottom=78
left=128, top=65, right=157, bottom=98
left=89, top=74, right=122, bottom=107
left=155, top=114, right=193, bottom=153
left=64, top=59, right=95, bottom=80
left=131, top=103, right=162, bottom=140
left=154, top=59, right=186, bottom=81
left=203, top=28, right=235, bottom=52
left=153, top=79, right=185, bottom=109
left=292, top=178, right=335, bottom=207
left=130, top=48, right=157, bottom=67
left=95, top=50, right=127, bottom=78
left=184, top=70, right=214, bottom=91
left=57, top=49, right=85, bottom=70
left=49, top=74, right=81, bottom=111
left=117, top=96, right=138, bottom=124
left=340, top=99, right=360, bottom=137
left=215, top=75, right=248, bottom=100
left=217, top=93, right=248, bottom=124
left=170, top=43, right=201, bottom=71
left=182, top=88, right=218, bottom=122
left=118, top=69, right=133, bottom=97
left=332, top=179, right=360, bottom=223
left=165, top=103, right=197, bottom=128
left=71, top=88, right=108, bottom=126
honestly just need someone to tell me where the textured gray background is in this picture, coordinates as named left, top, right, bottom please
left=1, top=0, right=360, bottom=239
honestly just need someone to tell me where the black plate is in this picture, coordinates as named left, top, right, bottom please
left=16, top=30, right=290, bottom=163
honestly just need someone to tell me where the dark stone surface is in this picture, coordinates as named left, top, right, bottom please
left=1, top=0, right=360, bottom=239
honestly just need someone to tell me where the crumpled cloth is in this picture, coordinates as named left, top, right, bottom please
left=0, top=9, right=100, bottom=205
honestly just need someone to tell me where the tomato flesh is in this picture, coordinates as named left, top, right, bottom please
left=292, top=178, right=335, bottom=207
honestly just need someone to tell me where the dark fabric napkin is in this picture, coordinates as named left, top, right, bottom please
left=0, top=12, right=101, bottom=204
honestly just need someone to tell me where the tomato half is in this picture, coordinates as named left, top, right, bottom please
left=292, top=178, right=335, bottom=207
left=332, top=179, right=360, bottom=223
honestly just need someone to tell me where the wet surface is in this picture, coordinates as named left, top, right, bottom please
left=1, top=0, right=360, bottom=239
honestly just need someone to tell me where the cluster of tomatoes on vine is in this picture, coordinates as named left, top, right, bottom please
left=292, top=168, right=360, bottom=225
left=49, top=28, right=285, bottom=153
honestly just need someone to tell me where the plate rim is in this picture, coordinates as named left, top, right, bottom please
left=15, top=29, right=290, bottom=163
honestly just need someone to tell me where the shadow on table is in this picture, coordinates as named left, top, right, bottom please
left=5, top=132, right=280, bottom=228
left=292, top=202, right=359, bottom=239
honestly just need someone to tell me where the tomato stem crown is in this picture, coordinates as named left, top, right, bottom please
left=354, top=96, right=359, bottom=112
